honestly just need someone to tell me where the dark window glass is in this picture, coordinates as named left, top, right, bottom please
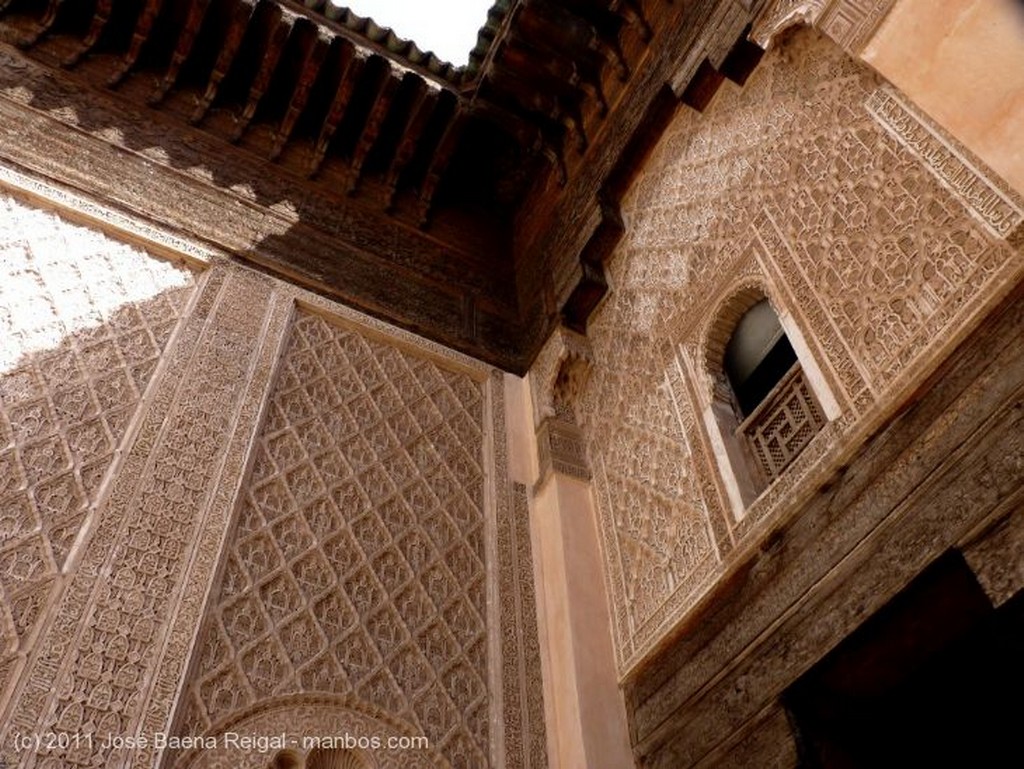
left=724, top=299, right=797, bottom=416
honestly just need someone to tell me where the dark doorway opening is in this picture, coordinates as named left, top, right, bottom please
left=785, top=550, right=1024, bottom=769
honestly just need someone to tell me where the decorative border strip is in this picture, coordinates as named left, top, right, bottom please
left=490, top=371, right=549, bottom=768
left=592, top=453, right=635, bottom=668
left=866, top=85, right=1024, bottom=238
left=134, top=280, right=295, bottom=768
left=0, top=161, right=217, bottom=268
left=496, top=483, right=549, bottom=769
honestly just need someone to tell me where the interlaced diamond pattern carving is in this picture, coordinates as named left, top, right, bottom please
left=182, top=311, right=489, bottom=767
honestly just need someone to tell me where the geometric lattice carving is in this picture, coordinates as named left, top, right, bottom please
left=0, top=192, right=194, bottom=683
left=180, top=310, right=489, bottom=768
left=741, top=364, right=825, bottom=482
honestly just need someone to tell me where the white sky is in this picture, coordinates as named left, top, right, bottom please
left=329, top=0, right=495, bottom=65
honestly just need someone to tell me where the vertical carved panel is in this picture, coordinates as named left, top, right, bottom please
left=0, top=263, right=282, bottom=768
left=178, top=310, right=493, bottom=768
left=0, top=191, right=196, bottom=709
left=496, top=477, right=548, bottom=769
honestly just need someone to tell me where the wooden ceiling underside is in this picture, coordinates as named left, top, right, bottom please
left=0, top=0, right=765, bottom=372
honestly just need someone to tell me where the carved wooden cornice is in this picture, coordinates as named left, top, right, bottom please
left=0, top=0, right=780, bottom=371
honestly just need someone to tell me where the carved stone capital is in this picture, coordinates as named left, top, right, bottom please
left=530, top=325, right=595, bottom=427
left=536, top=416, right=592, bottom=484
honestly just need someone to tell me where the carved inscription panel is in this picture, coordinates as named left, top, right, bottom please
left=177, top=310, right=492, bottom=769
left=0, top=191, right=196, bottom=704
left=575, top=30, right=1022, bottom=670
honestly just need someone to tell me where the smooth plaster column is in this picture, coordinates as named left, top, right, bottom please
left=505, top=373, right=635, bottom=769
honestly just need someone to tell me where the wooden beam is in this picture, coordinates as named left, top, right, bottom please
left=347, top=64, right=399, bottom=193
left=150, top=0, right=213, bottom=104
left=231, top=9, right=291, bottom=141
left=107, top=0, right=167, bottom=83
left=681, top=58, right=723, bottom=112
left=24, top=0, right=66, bottom=46
left=417, top=108, right=465, bottom=227
left=64, top=0, right=113, bottom=68
left=191, top=0, right=258, bottom=124
left=384, top=81, right=436, bottom=210
left=519, top=0, right=630, bottom=81
left=308, top=45, right=365, bottom=176
left=719, top=26, right=765, bottom=86
left=270, top=29, right=331, bottom=160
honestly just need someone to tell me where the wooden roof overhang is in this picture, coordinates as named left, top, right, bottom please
left=0, top=0, right=766, bottom=372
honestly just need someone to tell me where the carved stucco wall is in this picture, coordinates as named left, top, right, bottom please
left=0, top=180, right=546, bottom=769
left=175, top=310, right=492, bottom=768
left=575, top=29, right=1024, bottom=671
left=0, top=190, right=197, bottom=710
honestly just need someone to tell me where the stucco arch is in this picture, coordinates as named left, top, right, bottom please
left=179, top=693, right=447, bottom=769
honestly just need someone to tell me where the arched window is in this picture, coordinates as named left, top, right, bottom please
left=704, top=291, right=829, bottom=514
left=724, top=298, right=797, bottom=417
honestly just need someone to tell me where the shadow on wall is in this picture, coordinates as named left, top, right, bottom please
left=0, top=208, right=196, bottom=706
